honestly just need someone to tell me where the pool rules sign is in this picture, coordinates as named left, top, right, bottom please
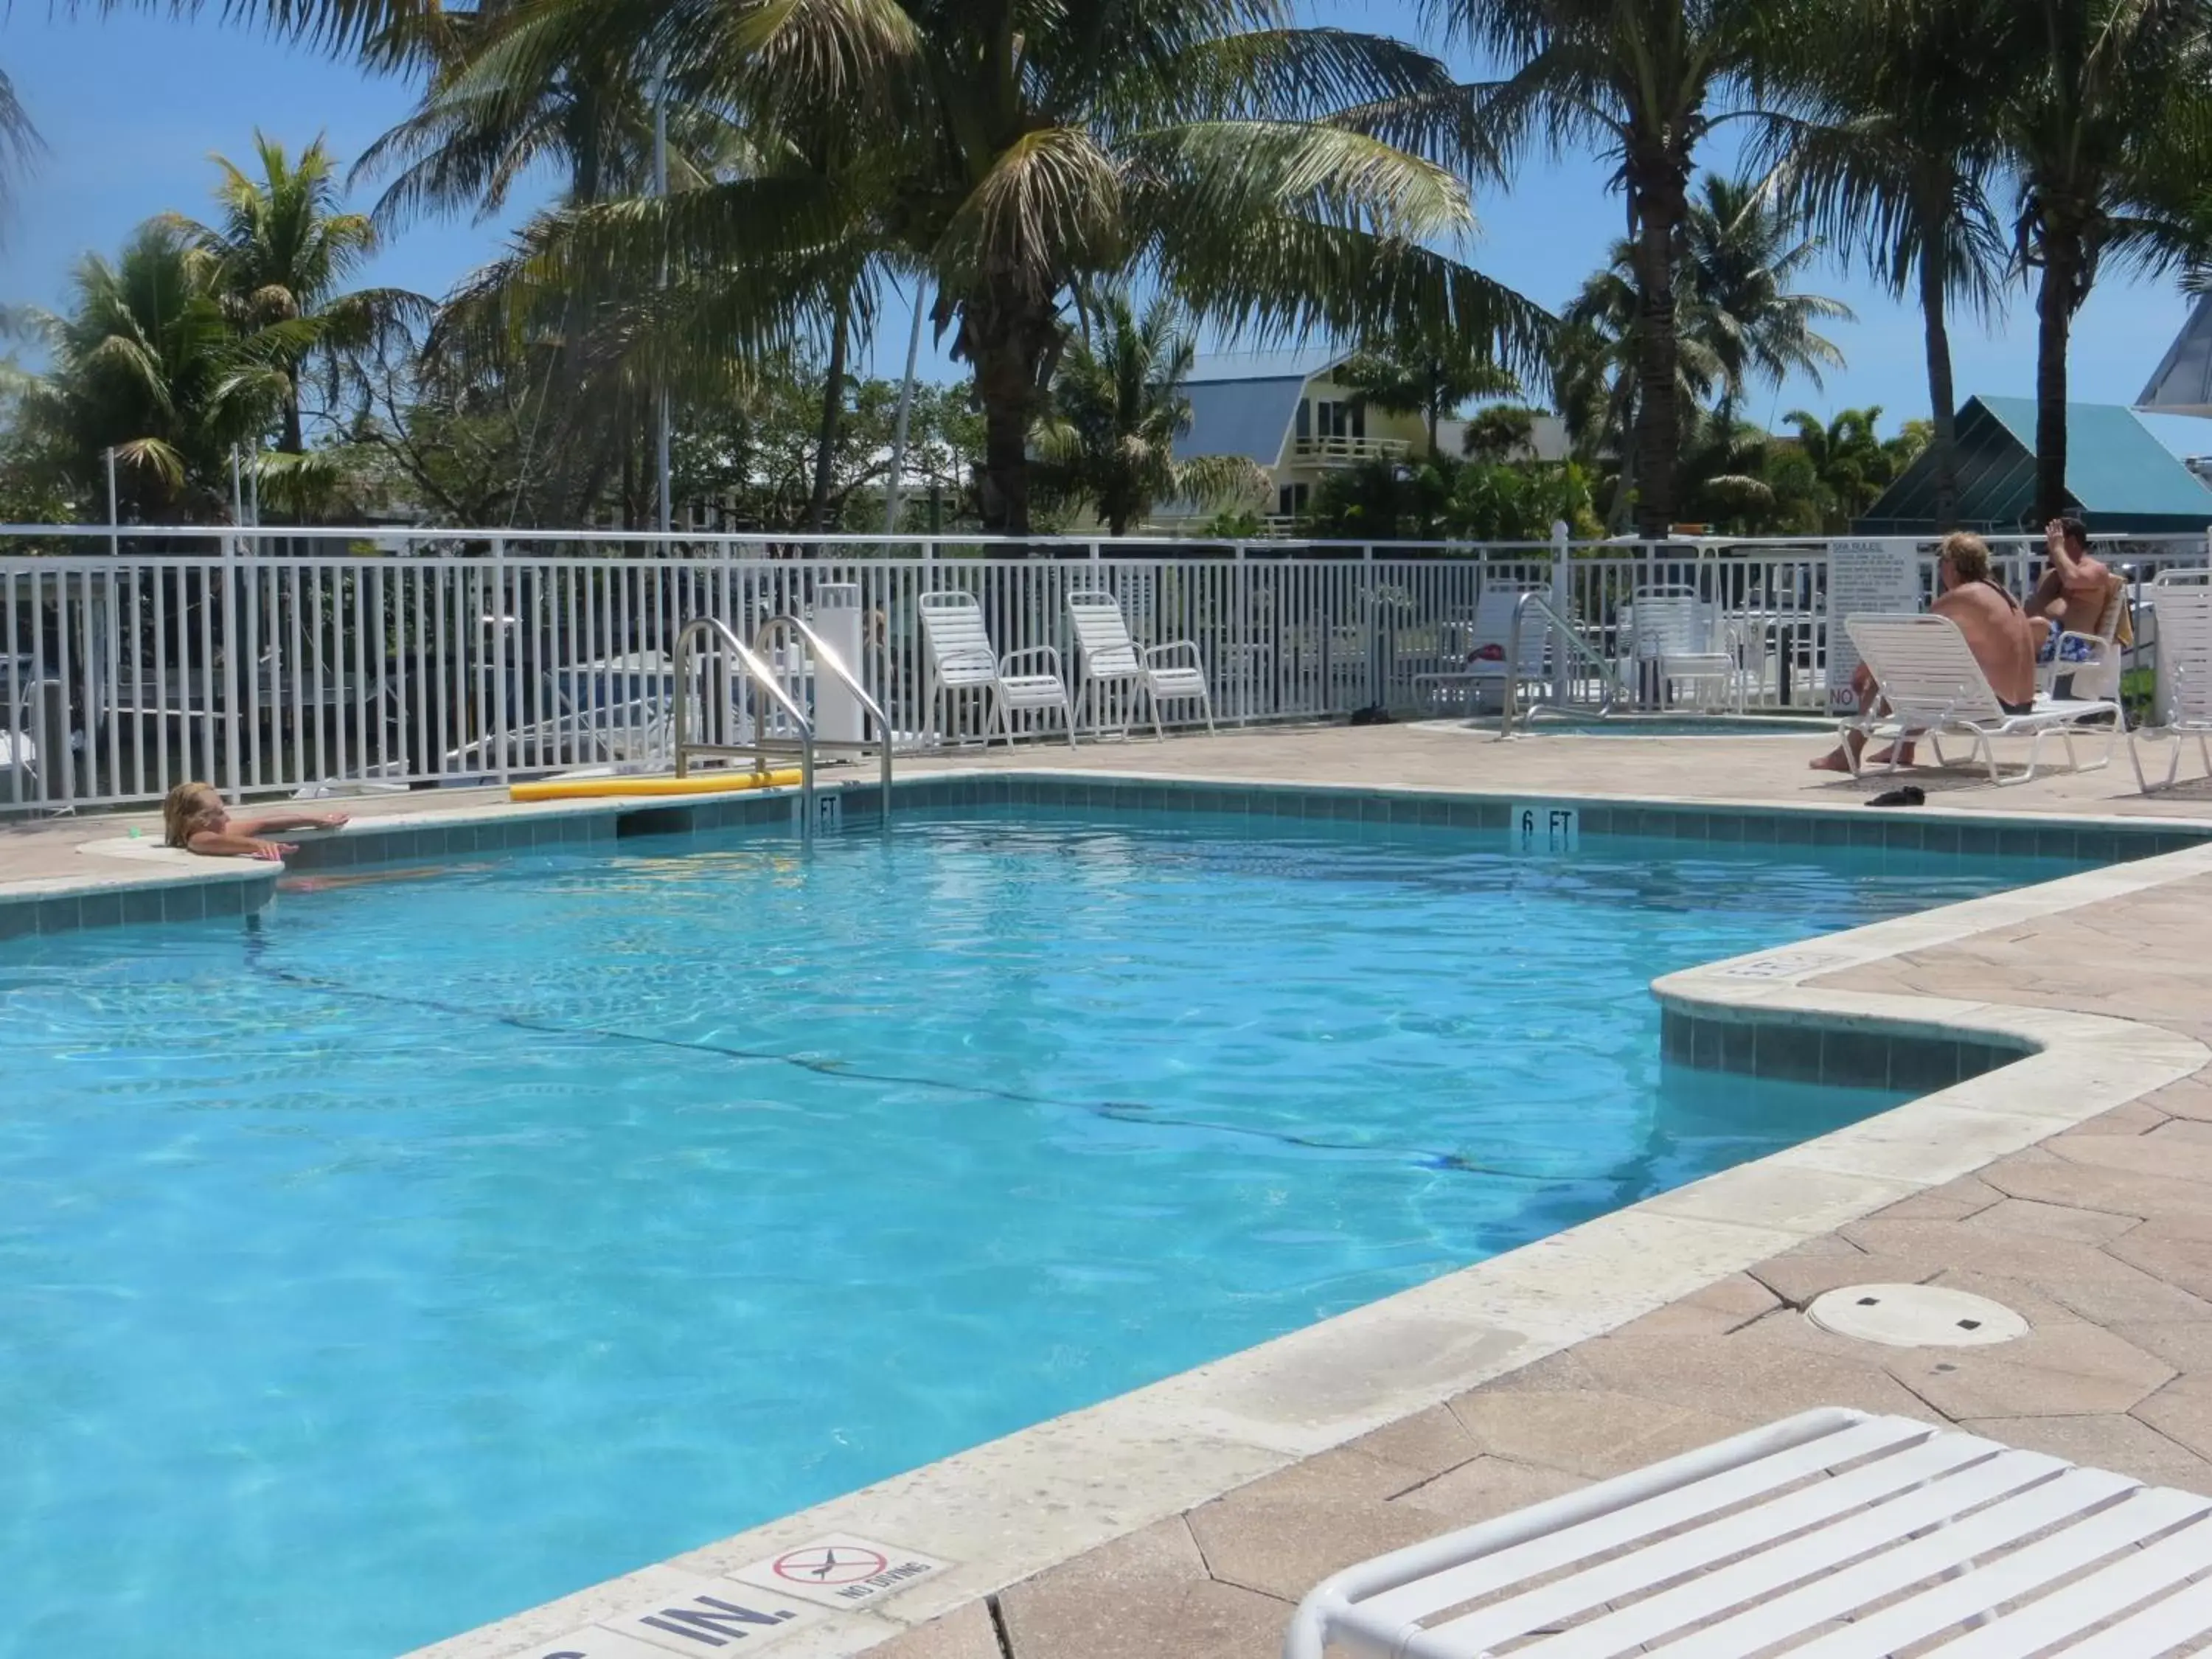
left=1826, top=538, right=1921, bottom=714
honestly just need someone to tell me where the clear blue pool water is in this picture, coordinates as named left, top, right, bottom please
left=0, top=807, right=2079, bottom=1659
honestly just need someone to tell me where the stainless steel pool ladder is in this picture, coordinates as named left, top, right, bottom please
left=1498, top=591, right=1635, bottom=738
left=670, top=614, right=894, bottom=837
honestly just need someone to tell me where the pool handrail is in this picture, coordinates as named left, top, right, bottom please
left=754, top=613, right=896, bottom=814
left=672, top=616, right=820, bottom=834
left=1499, top=590, right=1635, bottom=738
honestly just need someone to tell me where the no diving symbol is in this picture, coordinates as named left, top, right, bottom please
left=773, top=1544, right=887, bottom=1587
left=730, top=1531, right=951, bottom=1610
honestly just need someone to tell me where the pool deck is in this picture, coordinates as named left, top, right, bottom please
left=9, top=723, right=2212, bottom=1659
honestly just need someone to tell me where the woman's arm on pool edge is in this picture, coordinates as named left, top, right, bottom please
left=185, top=830, right=298, bottom=861
left=234, top=810, right=349, bottom=835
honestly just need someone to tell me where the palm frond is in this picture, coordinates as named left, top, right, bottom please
left=939, top=125, right=1123, bottom=296
left=1164, top=214, right=1554, bottom=386
left=80, top=0, right=438, bottom=55
left=1124, top=120, right=1470, bottom=244
left=0, top=66, right=44, bottom=216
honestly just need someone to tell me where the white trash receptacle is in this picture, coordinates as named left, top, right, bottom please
left=812, top=583, right=866, bottom=744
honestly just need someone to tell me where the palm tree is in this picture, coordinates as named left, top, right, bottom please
left=1032, top=291, right=1267, bottom=535
left=353, top=1, right=748, bottom=225
left=1450, top=0, right=1770, bottom=537
left=1761, top=0, right=2014, bottom=531
left=1997, top=0, right=2212, bottom=520
left=1549, top=181, right=1840, bottom=532
left=1784, top=403, right=1900, bottom=526
left=1551, top=258, right=1717, bottom=531
left=1679, top=173, right=1851, bottom=422
left=9, top=221, right=286, bottom=521
left=1336, top=336, right=1520, bottom=457
left=436, top=0, right=1553, bottom=535
left=170, top=134, right=411, bottom=459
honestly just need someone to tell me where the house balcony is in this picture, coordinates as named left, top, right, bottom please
left=1290, top=436, right=1412, bottom=466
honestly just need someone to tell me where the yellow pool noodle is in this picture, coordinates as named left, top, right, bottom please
left=509, top=769, right=805, bottom=802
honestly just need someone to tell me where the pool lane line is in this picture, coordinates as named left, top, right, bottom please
left=235, top=928, right=1579, bottom=1183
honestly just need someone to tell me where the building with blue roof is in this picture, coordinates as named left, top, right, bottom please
left=1163, top=348, right=1565, bottom=529
left=1854, top=395, right=2212, bottom=536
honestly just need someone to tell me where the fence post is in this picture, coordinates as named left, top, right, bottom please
left=1234, top=540, right=1250, bottom=724
left=490, top=535, right=511, bottom=788
left=221, top=529, right=243, bottom=803
left=1549, top=519, right=1571, bottom=708
left=1363, top=542, right=1377, bottom=709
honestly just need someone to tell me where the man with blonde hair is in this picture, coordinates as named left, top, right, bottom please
left=1812, top=532, right=2037, bottom=772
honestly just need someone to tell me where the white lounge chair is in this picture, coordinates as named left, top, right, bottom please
left=1412, top=587, right=1548, bottom=715
left=2131, top=582, right=2212, bottom=792
left=1065, top=589, right=1213, bottom=739
left=1287, top=1407, right=2212, bottom=1659
left=1628, top=589, right=1742, bottom=712
left=1843, top=613, right=2118, bottom=785
left=917, top=591, right=1074, bottom=748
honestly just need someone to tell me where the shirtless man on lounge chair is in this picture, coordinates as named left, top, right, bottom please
left=1812, top=532, right=2037, bottom=772
left=2027, top=515, right=2111, bottom=645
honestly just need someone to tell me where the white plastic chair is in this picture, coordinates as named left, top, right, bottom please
left=1065, top=590, right=1213, bottom=738
left=2037, top=573, right=2129, bottom=703
left=917, top=591, right=1074, bottom=748
left=1844, top=613, right=2118, bottom=785
left=2131, top=582, right=2212, bottom=792
left=1630, top=590, right=1740, bottom=712
left=1287, top=1408, right=2212, bottom=1659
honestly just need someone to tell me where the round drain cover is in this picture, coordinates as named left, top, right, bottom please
left=1807, top=1283, right=2028, bottom=1348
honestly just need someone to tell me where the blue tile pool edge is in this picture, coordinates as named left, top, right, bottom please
left=0, top=864, right=276, bottom=941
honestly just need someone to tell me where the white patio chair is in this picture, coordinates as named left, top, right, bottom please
left=1843, top=613, right=2119, bottom=785
left=0, top=675, right=70, bottom=810
left=1065, top=589, right=1213, bottom=739
left=2037, top=572, right=2129, bottom=703
left=1629, top=590, right=1741, bottom=712
left=1287, top=1407, right=2212, bottom=1659
left=2131, top=583, right=2212, bottom=792
left=1411, top=587, right=1547, bottom=715
left=917, top=591, right=1074, bottom=748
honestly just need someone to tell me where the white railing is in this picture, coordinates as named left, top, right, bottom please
left=2, top=526, right=2205, bottom=813
left=1290, top=436, right=1413, bottom=465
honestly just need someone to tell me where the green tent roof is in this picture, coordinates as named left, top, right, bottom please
left=1855, top=395, right=2212, bottom=535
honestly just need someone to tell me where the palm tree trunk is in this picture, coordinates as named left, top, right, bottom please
left=961, top=282, right=1064, bottom=539
left=807, top=296, right=851, bottom=532
left=2033, top=231, right=2075, bottom=524
left=1629, top=164, right=1685, bottom=540
left=1604, top=439, right=1638, bottom=535
left=1914, top=219, right=1961, bottom=531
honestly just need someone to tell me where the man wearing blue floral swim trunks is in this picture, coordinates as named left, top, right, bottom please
left=2027, top=516, right=2112, bottom=692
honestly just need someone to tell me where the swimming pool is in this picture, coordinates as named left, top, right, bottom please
left=0, top=805, right=2079, bottom=1659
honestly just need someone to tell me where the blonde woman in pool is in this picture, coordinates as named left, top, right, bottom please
left=161, top=782, right=348, bottom=861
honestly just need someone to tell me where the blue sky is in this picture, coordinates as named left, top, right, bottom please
left=4, top=1, right=2209, bottom=457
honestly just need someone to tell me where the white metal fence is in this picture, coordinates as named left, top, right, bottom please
left=4, top=526, right=2207, bottom=813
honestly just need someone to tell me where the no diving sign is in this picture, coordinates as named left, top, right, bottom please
left=728, top=1533, right=952, bottom=1611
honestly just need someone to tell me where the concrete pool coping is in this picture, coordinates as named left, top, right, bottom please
left=5, top=769, right=2211, bottom=1658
